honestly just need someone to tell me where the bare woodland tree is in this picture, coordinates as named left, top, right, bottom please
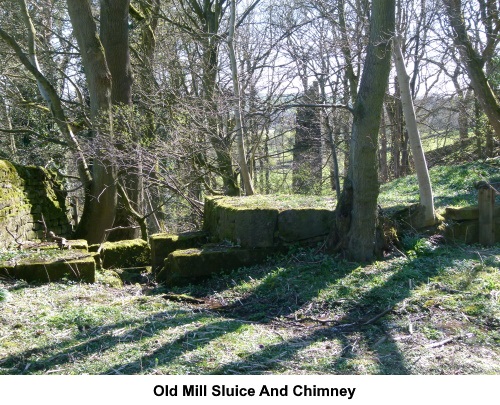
left=330, top=0, right=396, bottom=262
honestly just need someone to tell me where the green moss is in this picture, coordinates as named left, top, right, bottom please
left=150, top=231, right=207, bottom=271
left=158, top=246, right=274, bottom=286
left=207, top=194, right=336, bottom=211
left=96, top=269, right=124, bottom=288
left=0, top=160, right=71, bottom=248
left=100, top=239, right=150, bottom=269
left=7, top=255, right=96, bottom=283
left=204, top=195, right=336, bottom=248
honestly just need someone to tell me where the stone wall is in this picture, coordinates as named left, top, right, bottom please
left=0, top=160, right=72, bottom=248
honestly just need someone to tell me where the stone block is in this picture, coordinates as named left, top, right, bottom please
left=204, top=197, right=278, bottom=248
left=150, top=231, right=207, bottom=271
left=443, top=217, right=500, bottom=244
left=99, top=239, right=150, bottom=269
left=157, top=246, right=274, bottom=286
left=277, top=209, right=335, bottom=243
left=1, top=255, right=95, bottom=283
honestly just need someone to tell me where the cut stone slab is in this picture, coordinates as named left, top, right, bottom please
left=0, top=254, right=95, bottom=283
left=157, top=246, right=274, bottom=286
left=150, top=231, right=208, bottom=271
left=204, top=195, right=335, bottom=248
left=443, top=216, right=500, bottom=244
left=277, top=209, right=335, bottom=243
left=204, top=197, right=278, bottom=248
left=444, top=205, right=500, bottom=221
left=99, top=239, right=150, bottom=269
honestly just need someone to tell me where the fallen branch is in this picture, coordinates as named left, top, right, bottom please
left=426, top=336, right=456, bottom=348
left=162, top=293, right=205, bottom=304
left=6, top=228, right=24, bottom=249
left=362, top=305, right=394, bottom=325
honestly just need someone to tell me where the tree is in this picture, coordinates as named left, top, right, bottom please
left=101, top=0, right=144, bottom=240
left=227, top=0, right=255, bottom=195
left=393, top=34, right=436, bottom=226
left=292, top=81, right=322, bottom=194
left=66, top=0, right=117, bottom=244
left=443, top=0, right=500, bottom=142
left=330, top=0, right=396, bottom=262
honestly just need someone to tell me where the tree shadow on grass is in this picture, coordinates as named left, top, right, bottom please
left=0, top=308, right=209, bottom=374
left=1, top=246, right=461, bottom=375
left=210, top=253, right=450, bottom=374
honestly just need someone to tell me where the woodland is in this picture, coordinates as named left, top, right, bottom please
left=0, top=0, right=500, bottom=377
left=0, top=0, right=499, bottom=260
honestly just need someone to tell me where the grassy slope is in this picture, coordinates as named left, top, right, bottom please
left=1, top=163, right=499, bottom=375
left=379, top=161, right=500, bottom=213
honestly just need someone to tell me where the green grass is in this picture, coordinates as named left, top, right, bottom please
left=1, top=242, right=499, bottom=375
left=379, top=161, right=500, bottom=213
left=1, top=162, right=499, bottom=375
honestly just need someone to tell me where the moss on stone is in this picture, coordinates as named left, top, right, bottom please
left=442, top=216, right=500, bottom=244
left=0, top=160, right=72, bottom=248
left=204, top=195, right=336, bottom=248
left=99, top=239, right=150, bottom=269
left=444, top=205, right=500, bottom=221
left=157, top=246, right=274, bottom=286
left=6, top=255, right=95, bottom=283
left=277, top=209, right=335, bottom=243
left=207, top=194, right=336, bottom=211
left=96, top=269, right=124, bottom=288
left=150, top=231, right=207, bottom=271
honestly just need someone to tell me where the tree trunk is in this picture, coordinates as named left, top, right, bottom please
left=443, top=0, right=500, bottom=142
left=228, top=0, right=254, bottom=196
left=101, top=0, right=144, bottom=240
left=330, top=0, right=395, bottom=262
left=67, top=0, right=117, bottom=244
left=393, top=35, right=436, bottom=226
left=379, top=112, right=388, bottom=182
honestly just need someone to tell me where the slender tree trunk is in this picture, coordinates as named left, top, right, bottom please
left=338, top=0, right=359, bottom=104
left=330, top=0, right=395, bottom=262
left=393, top=35, right=436, bottom=226
left=443, top=0, right=500, bottom=141
left=0, top=24, right=92, bottom=189
left=379, top=112, right=388, bottom=182
left=67, top=0, right=117, bottom=244
left=228, top=0, right=254, bottom=196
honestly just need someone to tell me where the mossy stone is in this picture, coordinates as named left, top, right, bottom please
left=0, top=160, right=71, bottom=248
left=99, top=239, right=150, bottom=269
left=277, top=209, right=335, bottom=243
left=157, top=246, right=274, bottom=286
left=204, top=196, right=279, bottom=247
left=12, top=256, right=95, bottom=283
left=150, top=231, right=208, bottom=271
left=96, top=269, right=124, bottom=288
left=442, top=215, right=499, bottom=244
left=444, top=205, right=500, bottom=221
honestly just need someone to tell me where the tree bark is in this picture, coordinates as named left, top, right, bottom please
left=101, top=0, right=144, bottom=240
left=393, top=35, right=436, bottom=226
left=330, top=0, right=395, bottom=262
left=443, top=0, right=500, bottom=141
left=67, top=0, right=117, bottom=244
left=228, top=0, right=255, bottom=196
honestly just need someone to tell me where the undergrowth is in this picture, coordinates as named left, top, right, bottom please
left=1, top=162, right=499, bottom=375
left=1, top=242, right=499, bottom=375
